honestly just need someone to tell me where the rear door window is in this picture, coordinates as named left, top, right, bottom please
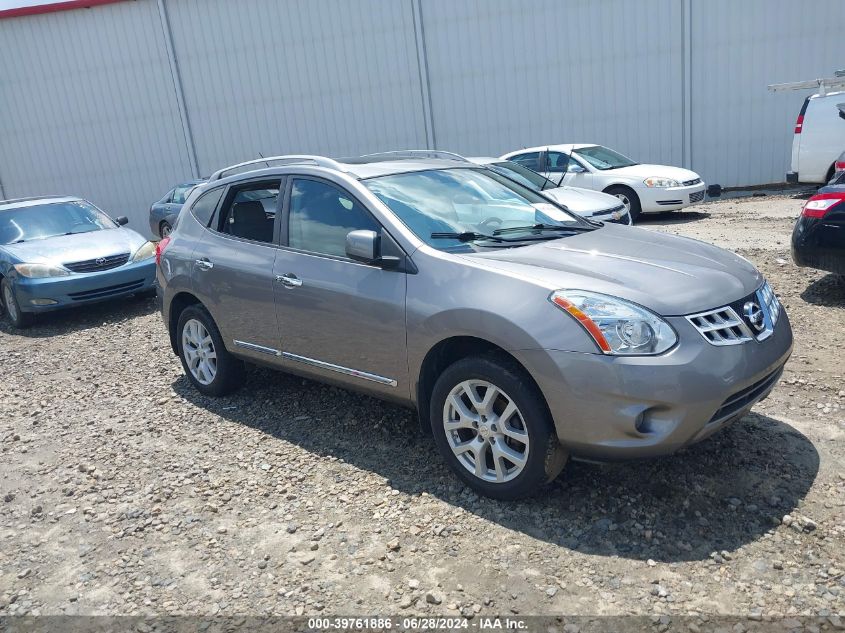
left=217, top=181, right=280, bottom=243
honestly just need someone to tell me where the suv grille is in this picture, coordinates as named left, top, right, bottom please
left=687, top=282, right=781, bottom=346
left=682, top=178, right=701, bottom=186
left=687, top=306, right=753, bottom=346
left=64, top=253, right=129, bottom=273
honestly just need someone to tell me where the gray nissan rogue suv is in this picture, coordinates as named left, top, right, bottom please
left=157, top=152, right=793, bottom=499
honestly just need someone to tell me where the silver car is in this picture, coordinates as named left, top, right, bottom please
left=466, top=156, right=632, bottom=224
left=157, top=152, right=793, bottom=499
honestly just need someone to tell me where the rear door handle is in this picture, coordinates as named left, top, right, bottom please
left=276, top=273, right=302, bottom=288
left=195, top=258, right=214, bottom=271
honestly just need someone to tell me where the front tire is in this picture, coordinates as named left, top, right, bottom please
left=176, top=305, right=243, bottom=396
left=1, top=279, right=33, bottom=329
left=430, top=354, right=568, bottom=500
left=160, top=221, right=173, bottom=238
left=605, top=185, right=642, bottom=223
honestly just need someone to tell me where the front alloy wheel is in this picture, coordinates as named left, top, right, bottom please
left=431, top=354, right=568, bottom=500
left=444, top=380, right=529, bottom=483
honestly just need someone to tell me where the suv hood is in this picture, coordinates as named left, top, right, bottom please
left=1, top=228, right=146, bottom=266
left=462, top=224, right=761, bottom=316
left=603, top=163, right=701, bottom=183
left=542, top=186, right=621, bottom=215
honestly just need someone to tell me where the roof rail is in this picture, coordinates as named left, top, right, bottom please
left=209, top=155, right=348, bottom=181
left=357, top=150, right=471, bottom=163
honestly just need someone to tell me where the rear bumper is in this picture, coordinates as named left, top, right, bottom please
left=515, top=308, right=793, bottom=460
left=639, top=182, right=707, bottom=213
left=13, top=259, right=156, bottom=313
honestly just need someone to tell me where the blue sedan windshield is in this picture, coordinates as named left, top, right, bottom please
left=0, top=201, right=115, bottom=245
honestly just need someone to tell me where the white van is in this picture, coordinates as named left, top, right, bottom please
left=787, top=91, right=845, bottom=184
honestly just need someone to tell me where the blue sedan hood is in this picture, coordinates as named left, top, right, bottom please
left=1, top=228, right=147, bottom=266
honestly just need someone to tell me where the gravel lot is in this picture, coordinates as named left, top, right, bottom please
left=1, top=194, right=843, bottom=625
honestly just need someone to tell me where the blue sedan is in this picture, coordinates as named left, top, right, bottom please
left=0, top=196, right=157, bottom=328
left=149, top=179, right=205, bottom=238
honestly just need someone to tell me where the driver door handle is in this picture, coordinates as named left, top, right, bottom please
left=276, top=273, right=302, bottom=288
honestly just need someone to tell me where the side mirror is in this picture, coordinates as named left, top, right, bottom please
left=346, top=229, right=379, bottom=264
left=115, top=216, right=129, bottom=226
left=568, top=163, right=587, bottom=174
left=346, top=230, right=399, bottom=269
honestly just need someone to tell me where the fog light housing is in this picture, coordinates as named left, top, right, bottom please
left=29, top=298, right=58, bottom=306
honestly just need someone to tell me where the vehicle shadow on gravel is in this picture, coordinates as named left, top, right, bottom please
left=173, top=369, right=818, bottom=564
left=800, top=273, right=845, bottom=307
left=0, top=294, right=156, bottom=338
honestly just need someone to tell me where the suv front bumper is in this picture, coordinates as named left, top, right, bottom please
left=515, top=309, right=793, bottom=461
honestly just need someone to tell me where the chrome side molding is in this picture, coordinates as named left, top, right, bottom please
left=233, top=340, right=282, bottom=356
left=281, top=351, right=397, bottom=387
left=232, top=341, right=397, bottom=387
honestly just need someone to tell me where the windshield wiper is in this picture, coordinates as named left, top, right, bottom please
left=493, top=223, right=594, bottom=235
left=430, top=231, right=508, bottom=243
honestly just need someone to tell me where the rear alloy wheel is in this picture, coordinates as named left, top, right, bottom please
left=160, top=221, right=173, bottom=238
left=176, top=305, right=243, bottom=396
left=1, top=279, right=32, bottom=329
left=605, top=185, right=642, bottom=223
left=431, top=354, right=568, bottom=500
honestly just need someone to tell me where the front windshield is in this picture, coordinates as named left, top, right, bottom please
left=573, top=145, right=638, bottom=170
left=0, top=201, right=115, bottom=245
left=487, top=161, right=555, bottom=192
left=365, top=168, right=591, bottom=252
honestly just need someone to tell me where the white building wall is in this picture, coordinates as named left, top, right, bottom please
left=0, top=0, right=843, bottom=233
left=419, top=0, right=685, bottom=168
left=690, top=0, right=845, bottom=187
left=0, top=0, right=194, bottom=227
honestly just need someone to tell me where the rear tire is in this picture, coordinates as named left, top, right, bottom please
left=176, top=305, right=243, bottom=396
left=605, top=185, right=642, bottom=223
left=430, top=353, right=568, bottom=500
left=160, top=221, right=173, bottom=238
left=1, top=279, right=33, bottom=329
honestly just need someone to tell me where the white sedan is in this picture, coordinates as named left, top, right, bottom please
left=501, top=144, right=706, bottom=222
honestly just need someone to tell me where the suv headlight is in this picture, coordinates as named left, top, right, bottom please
left=132, top=241, right=157, bottom=262
left=643, top=177, right=680, bottom=188
left=13, top=263, right=70, bottom=278
left=550, top=290, right=677, bottom=355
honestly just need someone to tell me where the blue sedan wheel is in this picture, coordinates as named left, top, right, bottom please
left=1, top=279, right=32, bottom=329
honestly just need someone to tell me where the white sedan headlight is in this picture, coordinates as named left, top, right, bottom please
left=13, top=263, right=70, bottom=278
left=132, top=241, right=157, bottom=262
left=550, top=290, right=677, bottom=355
left=643, top=177, right=680, bottom=188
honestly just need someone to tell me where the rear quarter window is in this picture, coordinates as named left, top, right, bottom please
left=190, top=188, right=224, bottom=227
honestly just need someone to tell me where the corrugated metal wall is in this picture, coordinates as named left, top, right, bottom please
left=164, top=0, right=429, bottom=176
left=690, top=0, right=845, bottom=187
left=0, top=0, right=843, bottom=234
left=419, top=0, right=685, bottom=167
left=0, top=0, right=194, bottom=227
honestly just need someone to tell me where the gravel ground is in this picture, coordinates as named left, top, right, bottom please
left=1, top=194, right=843, bottom=624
